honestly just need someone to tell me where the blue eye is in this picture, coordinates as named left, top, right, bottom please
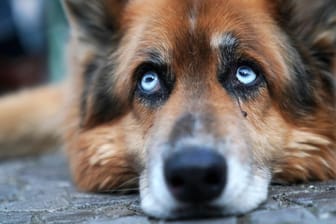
left=236, top=66, right=257, bottom=85
left=140, top=71, right=161, bottom=93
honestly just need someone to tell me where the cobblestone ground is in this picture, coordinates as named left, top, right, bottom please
left=0, top=152, right=336, bottom=224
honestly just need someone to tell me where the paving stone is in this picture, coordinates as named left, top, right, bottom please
left=161, top=217, right=237, bottom=224
left=0, top=151, right=336, bottom=224
left=0, top=212, right=33, bottom=224
left=244, top=208, right=317, bottom=224
left=90, top=216, right=151, bottom=224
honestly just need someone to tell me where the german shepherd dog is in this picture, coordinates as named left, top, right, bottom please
left=0, top=0, right=335, bottom=219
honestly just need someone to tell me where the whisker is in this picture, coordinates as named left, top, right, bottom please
left=99, top=176, right=140, bottom=194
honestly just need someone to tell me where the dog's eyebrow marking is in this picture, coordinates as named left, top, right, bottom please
left=136, top=48, right=169, bottom=66
left=145, top=49, right=167, bottom=65
left=211, top=33, right=239, bottom=51
left=211, top=32, right=240, bottom=66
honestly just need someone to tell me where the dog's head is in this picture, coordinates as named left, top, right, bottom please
left=63, top=0, right=336, bottom=219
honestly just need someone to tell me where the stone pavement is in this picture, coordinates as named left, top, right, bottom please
left=0, top=152, right=336, bottom=224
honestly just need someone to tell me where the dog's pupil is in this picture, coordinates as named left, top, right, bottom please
left=145, top=76, right=154, bottom=83
left=240, top=70, right=249, bottom=77
left=239, top=67, right=252, bottom=77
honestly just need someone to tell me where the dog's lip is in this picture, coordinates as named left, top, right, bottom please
left=168, top=204, right=224, bottom=220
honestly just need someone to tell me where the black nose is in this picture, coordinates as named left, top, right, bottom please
left=164, top=148, right=227, bottom=204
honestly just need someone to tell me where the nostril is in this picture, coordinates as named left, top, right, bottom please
left=204, top=167, right=223, bottom=186
left=168, top=175, right=184, bottom=189
left=164, top=148, right=227, bottom=204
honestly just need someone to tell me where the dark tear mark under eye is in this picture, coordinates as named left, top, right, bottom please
left=215, top=34, right=267, bottom=118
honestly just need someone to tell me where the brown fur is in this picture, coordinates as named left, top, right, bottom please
left=61, top=0, right=335, bottom=191
left=0, top=85, right=63, bottom=159
left=0, top=0, right=335, bottom=218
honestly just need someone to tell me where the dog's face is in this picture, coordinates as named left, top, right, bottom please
left=63, top=0, right=336, bottom=219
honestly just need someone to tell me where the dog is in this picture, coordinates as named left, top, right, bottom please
left=0, top=0, right=335, bottom=219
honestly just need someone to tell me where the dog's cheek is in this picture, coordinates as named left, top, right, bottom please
left=122, top=112, right=153, bottom=171
left=242, top=100, right=290, bottom=166
left=272, top=129, right=336, bottom=183
left=66, top=124, right=138, bottom=192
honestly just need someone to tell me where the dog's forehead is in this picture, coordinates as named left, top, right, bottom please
left=113, top=0, right=288, bottom=88
left=127, top=0, right=271, bottom=30
left=124, top=0, right=273, bottom=53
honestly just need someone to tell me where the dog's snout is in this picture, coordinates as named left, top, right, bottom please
left=164, top=148, right=227, bottom=204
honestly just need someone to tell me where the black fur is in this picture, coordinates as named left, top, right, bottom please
left=90, top=64, right=126, bottom=126
left=80, top=58, right=100, bottom=125
left=82, top=61, right=130, bottom=128
left=274, top=0, right=336, bottom=119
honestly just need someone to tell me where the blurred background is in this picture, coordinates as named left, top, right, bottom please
left=0, top=0, right=68, bottom=95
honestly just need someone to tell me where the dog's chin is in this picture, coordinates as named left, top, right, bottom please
left=141, top=199, right=262, bottom=220
left=139, top=155, right=271, bottom=220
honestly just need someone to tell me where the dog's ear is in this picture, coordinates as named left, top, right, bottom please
left=62, top=0, right=128, bottom=49
left=269, top=0, right=336, bottom=119
left=274, top=0, right=336, bottom=70
left=62, top=0, right=132, bottom=128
